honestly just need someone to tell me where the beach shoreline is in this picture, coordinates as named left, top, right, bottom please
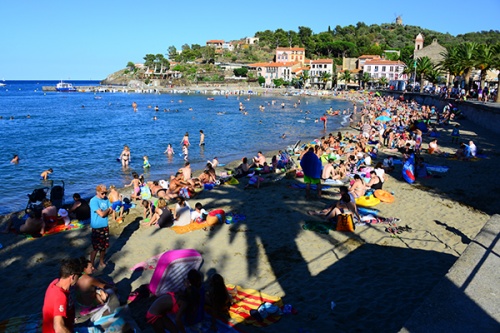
left=0, top=91, right=497, bottom=332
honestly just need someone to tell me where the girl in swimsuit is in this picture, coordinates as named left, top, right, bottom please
left=181, top=132, right=190, bottom=147
left=164, top=144, right=174, bottom=156
left=146, top=269, right=202, bottom=333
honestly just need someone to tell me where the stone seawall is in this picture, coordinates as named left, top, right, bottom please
left=381, top=91, right=500, bottom=134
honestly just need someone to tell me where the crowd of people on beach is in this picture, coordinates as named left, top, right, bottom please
left=2, top=89, right=479, bottom=332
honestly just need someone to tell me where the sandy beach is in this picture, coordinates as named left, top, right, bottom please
left=0, top=92, right=498, bottom=332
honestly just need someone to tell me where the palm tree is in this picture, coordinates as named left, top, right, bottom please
left=456, top=42, right=478, bottom=92
left=425, top=66, right=444, bottom=91
left=474, top=44, right=495, bottom=90
left=378, top=76, right=388, bottom=88
left=439, top=46, right=461, bottom=88
left=416, top=56, right=433, bottom=92
left=361, top=72, right=371, bottom=89
left=492, top=43, right=500, bottom=103
left=340, top=70, right=351, bottom=89
left=321, top=71, right=332, bottom=89
left=300, top=70, right=310, bottom=88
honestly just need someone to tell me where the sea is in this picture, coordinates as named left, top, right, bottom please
left=0, top=80, right=353, bottom=215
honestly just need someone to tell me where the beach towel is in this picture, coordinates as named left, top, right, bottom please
left=0, top=313, right=41, bottom=333
left=164, top=313, right=242, bottom=333
left=225, top=285, right=283, bottom=327
left=290, top=183, right=331, bottom=190
left=24, top=220, right=86, bottom=239
left=302, top=220, right=334, bottom=234
left=171, top=218, right=220, bottom=234
left=225, top=212, right=246, bottom=224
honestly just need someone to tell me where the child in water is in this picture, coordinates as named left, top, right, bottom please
left=182, top=144, right=189, bottom=161
left=40, top=168, right=53, bottom=180
left=143, top=156, right=151, bottom=169
left=164, top=144, right=174, bottom=156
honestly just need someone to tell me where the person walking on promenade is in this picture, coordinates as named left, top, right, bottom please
left=89, top=184, right=112, bottom=270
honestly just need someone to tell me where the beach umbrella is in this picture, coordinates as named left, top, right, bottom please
left=375, top=92, right=381, bottom=97
left=375, top=115, right=392, bottom=122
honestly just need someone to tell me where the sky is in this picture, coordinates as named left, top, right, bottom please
left=2, top=0, right=499, bottom=80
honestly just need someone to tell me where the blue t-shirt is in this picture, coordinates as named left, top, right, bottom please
left=89, top=196, right=111, bottom=229
left=300, top=150, right=322, bottom=179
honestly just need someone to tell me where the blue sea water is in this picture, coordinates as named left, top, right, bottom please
left=0, top=80, right=353, bottom=215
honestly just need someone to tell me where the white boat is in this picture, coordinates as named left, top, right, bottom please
left=0, top=83, right=5, bottom=87
left=56, top=81, right=76, bottom=92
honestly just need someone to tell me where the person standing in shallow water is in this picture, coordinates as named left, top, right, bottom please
left=199, top=130, right=205, bottom=146
left=120, top=145, right=131, bottom=169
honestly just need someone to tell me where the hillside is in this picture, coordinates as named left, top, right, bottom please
left=102, top=22, right=500, bottom=85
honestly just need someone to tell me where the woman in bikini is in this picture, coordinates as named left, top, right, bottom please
left=120, top=145, right=131, bottom=169
left=349, top=174, right=366, bottom=199
left=146, top=269, right=202, bottom=333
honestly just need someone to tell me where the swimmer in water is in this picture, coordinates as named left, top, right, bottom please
left=40, top=168, right=53, bottom=180
left=11, top=155, right=19, bottom=164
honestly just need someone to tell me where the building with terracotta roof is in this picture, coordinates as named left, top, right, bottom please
left=247, top=61, right=301, bottom=87
left=276, top=47, right=306, bottom=66
left=413, top=34, right=447, bottom=65
left=206, top=40, right=225, bottom=49
left=309, top=59, right=334, bottom=89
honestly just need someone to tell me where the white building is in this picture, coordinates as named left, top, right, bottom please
left=309, top=59, right=334, bottom=89
left=362, top=59, right=407, bottom=82
left=247, top=61, right=301, bottom=87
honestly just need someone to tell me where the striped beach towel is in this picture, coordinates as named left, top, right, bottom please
left=225, top=285, right=283, bottom=327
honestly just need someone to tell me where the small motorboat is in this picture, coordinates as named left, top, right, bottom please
left=56, top=81, right=76, bottom=92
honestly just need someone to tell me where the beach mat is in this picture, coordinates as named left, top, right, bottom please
left=225, top=284, right=283, bottom=327
left=24, top=220, right=87, bottom=239
left=167, top=313, right=243, bottom=333
left=0, top=313, right=41, bottom=332
left=302, top=220, right=334, bottom=234
left=171, top=218, right=220, bottom=234
left=290, top=183, right=331, bottom=190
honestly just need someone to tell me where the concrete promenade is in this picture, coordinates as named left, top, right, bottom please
left=400, top=215, right=500, bottom=333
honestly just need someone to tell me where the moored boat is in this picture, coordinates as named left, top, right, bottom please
left=56, top=81, right=76, bottom=92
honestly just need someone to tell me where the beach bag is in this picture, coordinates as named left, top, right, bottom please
left=140, top=186, right=152, bottom=200
left=336, top=214, right=355, bottom=232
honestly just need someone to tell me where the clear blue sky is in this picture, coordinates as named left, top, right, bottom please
left=2, top=0, right=499, bottom=80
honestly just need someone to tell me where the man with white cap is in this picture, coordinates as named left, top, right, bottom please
left=89, top=184, right=112, bottom=270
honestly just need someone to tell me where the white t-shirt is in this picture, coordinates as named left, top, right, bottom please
left=374, top=167, right=385, bottom=183
left=191, top=208, right=207, bottom=221
left=173, top=202, right=191, bottom=226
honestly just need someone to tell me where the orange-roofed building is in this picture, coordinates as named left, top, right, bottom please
left=248, top=61, right=301, bottom=87
left=310, top=59, right=334, bottom=89
left=276, top=47, right=306, bottom=66
left=206, top=40, right=224, bottom=49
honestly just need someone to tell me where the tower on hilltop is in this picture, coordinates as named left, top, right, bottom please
left=396, top=15, right=403, bottom=26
